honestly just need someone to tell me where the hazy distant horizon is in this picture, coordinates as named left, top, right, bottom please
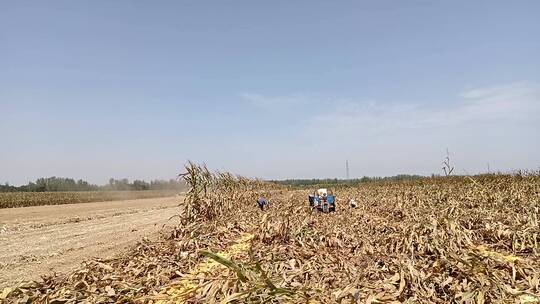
left=2, top=1, right=539, bottom=185
left=3, top=164, right=538, bottom=187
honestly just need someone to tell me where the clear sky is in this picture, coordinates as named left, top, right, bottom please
left=1, top=1, right=539, bottom=185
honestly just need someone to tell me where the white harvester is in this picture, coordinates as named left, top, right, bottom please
left=308, top=188, right=336, bottom=213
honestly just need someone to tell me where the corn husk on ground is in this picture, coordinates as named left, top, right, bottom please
left=2, top=164, right=539, bottom=303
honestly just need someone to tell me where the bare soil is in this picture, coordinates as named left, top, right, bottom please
left=0, top=196, right=182, bottom=288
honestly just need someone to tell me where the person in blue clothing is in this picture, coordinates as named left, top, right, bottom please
left=257, top=197, right=269, bottom=211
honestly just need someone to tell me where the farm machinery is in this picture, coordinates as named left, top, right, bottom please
left=308, top=188, right=336, bottom=213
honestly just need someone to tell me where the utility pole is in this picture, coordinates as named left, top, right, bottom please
left=346, top=160, right=350, bottom=180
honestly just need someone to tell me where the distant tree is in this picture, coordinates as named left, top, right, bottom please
left=0, top=176, right=185, bottom=193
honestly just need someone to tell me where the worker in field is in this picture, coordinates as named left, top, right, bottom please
left=257, top=197, right=269, bottom=211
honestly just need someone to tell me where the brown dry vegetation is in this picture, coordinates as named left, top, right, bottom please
left=2, top=165, right=539, bottom=303
left=0, top=190, right=178, bottom=208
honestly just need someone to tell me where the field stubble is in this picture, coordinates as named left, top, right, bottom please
left=2, top=169, right=539, bottom=303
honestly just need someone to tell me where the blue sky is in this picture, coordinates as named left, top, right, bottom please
left=1, top=1, right=539, bottom=185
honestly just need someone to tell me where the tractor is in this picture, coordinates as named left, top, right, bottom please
left=308, top=188, right=336, bottom=213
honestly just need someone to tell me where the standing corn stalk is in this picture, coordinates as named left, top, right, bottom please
left=178, top=161, right=272, bottom=223
left=442, top=148, right=455, bottom=176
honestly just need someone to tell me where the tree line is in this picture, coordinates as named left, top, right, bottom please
left=0, top=177, right=186, bottom=192
left=271, top=174, right=425, bottom=187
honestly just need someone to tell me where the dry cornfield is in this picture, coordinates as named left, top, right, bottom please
left=0, top=190, right=178, bottom=208
left=2, top=165, right=539, bottom=303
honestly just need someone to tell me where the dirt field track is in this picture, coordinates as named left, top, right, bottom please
left=0, top=196, right=181, bottom=288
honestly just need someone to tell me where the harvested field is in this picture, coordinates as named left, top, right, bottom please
left=2, top=168, right=539, bottom=303
left=0, top=190, right=179, bottom=208
left=0, top=196, right=181, bottom=289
